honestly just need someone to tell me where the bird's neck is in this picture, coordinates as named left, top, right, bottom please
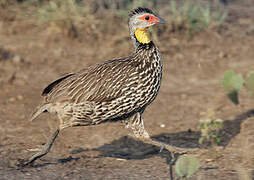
left=134, top=28, right=151, bottom=44
left=131, top=28, right=151, bottom=50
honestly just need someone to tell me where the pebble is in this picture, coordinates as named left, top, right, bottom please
left=17, top=95, right=23, bottom=100
left=8, top=97, right=15, bottom=102
left=13, top=55, right=21, bottom=63
left=160, top=124, right=165, bottom=128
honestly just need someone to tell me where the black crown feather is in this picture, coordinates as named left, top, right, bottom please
left=129, top=7, right=154, bottom=17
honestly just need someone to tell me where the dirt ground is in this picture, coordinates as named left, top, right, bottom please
left=0, top=1, right=254, bottom=179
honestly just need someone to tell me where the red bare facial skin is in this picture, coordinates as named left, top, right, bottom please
left=140, top=14, right=160, bottom=24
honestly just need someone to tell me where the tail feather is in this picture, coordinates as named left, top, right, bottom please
left=30, top=103, right=51, bottom=121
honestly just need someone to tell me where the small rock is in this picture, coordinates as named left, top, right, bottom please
left=9, top=97, right=15, bottom=102
left=13, top=55, right=22, bottom=63
left=160, top=124, right=165, bottom=128
left=17, top=95, right=23, bottom=100
left=218, top=51, right=227, bottom=59
left=205, top=159, right=214, bottom=163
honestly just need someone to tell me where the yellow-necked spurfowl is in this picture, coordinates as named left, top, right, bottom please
left=25, top=7, right=166, bottom=165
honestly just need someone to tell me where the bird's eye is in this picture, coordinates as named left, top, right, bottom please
left=145, top=16, right=150, bottom=20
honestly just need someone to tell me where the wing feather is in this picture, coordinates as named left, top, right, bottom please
left=43, top=56, right=139, bottom=103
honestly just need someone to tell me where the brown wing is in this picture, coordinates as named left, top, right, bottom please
left=43, top=56, right=139, bottom=103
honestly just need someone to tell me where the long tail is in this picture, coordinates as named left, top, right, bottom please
left=30, top=103, right=52, bottom=121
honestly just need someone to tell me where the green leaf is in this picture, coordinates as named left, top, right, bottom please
left=222, top=70, right=243, bottom=105
left=175, top=155, right=200, bottom=178
left=231, top=74, right=243, bottom=92
left=199, top=137, right=204, bottom=144
left=222, top=70, right=236, bottom=92
left=246, top=71, right=254, bottom=98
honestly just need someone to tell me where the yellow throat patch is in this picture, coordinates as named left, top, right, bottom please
left=134, top=28, right=151, bottom=44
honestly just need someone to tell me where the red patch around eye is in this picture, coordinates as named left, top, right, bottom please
left=140, top=14, right=159, bottom=24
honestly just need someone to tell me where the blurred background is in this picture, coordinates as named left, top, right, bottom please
left=0, top=0, right=254, bottom=179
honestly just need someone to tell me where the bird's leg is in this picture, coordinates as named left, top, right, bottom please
left=125, top=112, right=150, bottom=139
left=127, top=113, right=198, bottom=154
left=23, top=129, right=60, bottom=166
left=143, top=132, right=198, bottom=154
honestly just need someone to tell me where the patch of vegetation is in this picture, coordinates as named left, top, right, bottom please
left=28, top=0, right=97, bottom=38
left=222, top=70, right=243, bottom=105
left=169, top=0, right=227, bottom=34
left=21, top=0, right=44, bottom=6
left=36, top=0, right=89, bottom=24
left=175, top=155, right=200, bottom=178
left=222, top=70, right=254, bottom=105
left=0, top=0, right=15, bottom=7
left=199, top=109, right=223, bottom=146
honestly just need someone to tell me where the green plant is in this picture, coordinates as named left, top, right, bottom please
left=222, top=70, right=243, bottom=105
left=169, top=0, right=227, bottom=33
left=199, top=4, right=227, bottom=26
left=175, top=155, right=200, bottom=178
left=199, top=109, right=223, bottom=146
left=22, top=0, right=45, bottom=6
left=222, top=70, right=254, bottom=105
left=37, top=0, right=89, bottom=24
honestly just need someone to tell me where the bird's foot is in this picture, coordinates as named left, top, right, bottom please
left=20, top=129, right=60, bottom=167
left=149, top=138, right=199, bottom=154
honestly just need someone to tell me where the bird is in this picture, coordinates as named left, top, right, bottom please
left=24, top=7, right=166, bottom=165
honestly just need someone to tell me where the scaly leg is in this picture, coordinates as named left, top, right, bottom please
left=126, top=112, right=198, bottom=154
left=125, top=112, right=150, bottom=139
left=24, top=129, right=60, bottom=166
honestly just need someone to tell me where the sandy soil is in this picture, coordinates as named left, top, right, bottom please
left=0, top=1, right=254, bottom=179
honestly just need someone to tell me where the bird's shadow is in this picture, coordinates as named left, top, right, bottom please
left=219, top=109, right=254, bottom=146
left=19, top=109, right=254, bottom=169
left=90, top=109, right=254, bottom=159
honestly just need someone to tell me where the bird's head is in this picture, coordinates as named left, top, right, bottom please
left=129, top=7, right=165, bottom=45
